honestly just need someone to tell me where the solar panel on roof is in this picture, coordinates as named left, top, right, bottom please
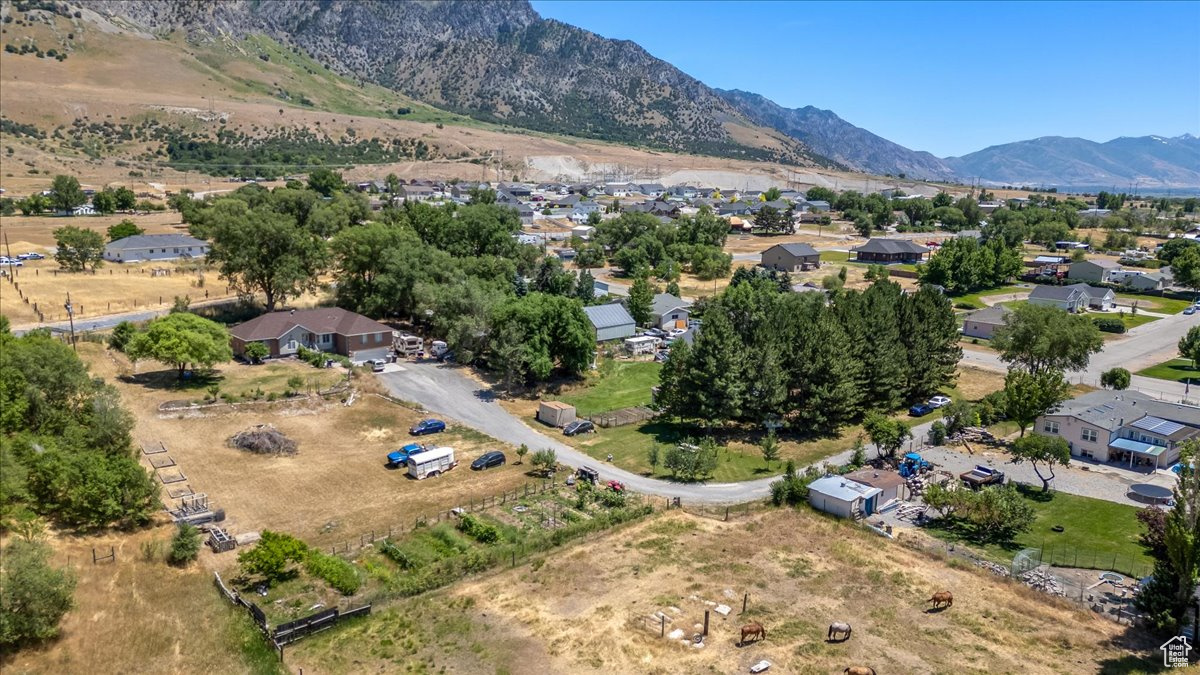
left=1131, top=416, right=1186, bottom=436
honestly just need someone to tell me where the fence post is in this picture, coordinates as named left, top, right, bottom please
left=742, top=592, right=748, bottom=614
left=703, top=610, right=709, bottom=637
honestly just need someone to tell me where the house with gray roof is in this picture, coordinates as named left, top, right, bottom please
left=851, top=238, right=929, bottom=264
left=583, top=303, right=636, bottom=341
left=961, top=304, right=1011, bottom=339
left=650, top=293, right=691, bottom=330
left=1028, top=283, right=1114, bottom=313
left=761, top=243, right=820, bottom=273
left=103, top=234, right=209, bottom=263
left=1036, top=389, right=1200, bottom=469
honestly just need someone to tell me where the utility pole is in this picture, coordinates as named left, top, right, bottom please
left=64, top=293, right=77, bottom=351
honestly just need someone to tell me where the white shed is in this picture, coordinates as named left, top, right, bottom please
left=807, top=476, right=883, bottom=519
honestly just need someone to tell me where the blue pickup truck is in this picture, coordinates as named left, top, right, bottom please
left=387, top=443, right=425, bottom=467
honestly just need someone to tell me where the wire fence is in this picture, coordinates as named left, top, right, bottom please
left=901, top=536, right=1144, bottom=625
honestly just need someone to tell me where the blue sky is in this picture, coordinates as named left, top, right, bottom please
left=530, top=1, right=1200, bottom=157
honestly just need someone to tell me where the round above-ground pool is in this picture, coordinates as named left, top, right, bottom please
left=1129, top=483, right=1173, bottom=505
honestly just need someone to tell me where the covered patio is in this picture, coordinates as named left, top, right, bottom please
left=1108, top=437, right=1167, bottom=471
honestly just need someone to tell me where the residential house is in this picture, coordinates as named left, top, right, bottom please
left=583, top=303, right=636, bottom=342
left=851, top=238, right=929, bottom=264
left=59, top=204, right=95, bottom=216
left=807, top=476, right=883, bottom=519
left=604, top=183, right=634, bottom=197
left=760, top=243, right=820, bottom=273
left=571, top=225, right=595, bottom=240
left=514, top=203, right=536, bottom=224
left=667, top=185, right=699, bottom=200
left=400, top=184, right=437, bottom=202
left=637, top=183, right=666, bottom=198
left=1035, top=389, right=1200, bottom=470
left=748, top=199, right=791, bottom=214
left=1028, top=283, right=1115, bottom=312
left=103, top=234, right=210, bottom=263
left=498, top=183, right=533, bottom=198
left=229, top=307, right=394, bottom=362
left=650, top=293, right=691, bottom=330
left=718, top=202, right=753, bottom=217
left=961, top=304, right=1011, bottom=339
left=1068, top=258, right=1122, bottom=284
left=806, top=200, right=831, bottom=213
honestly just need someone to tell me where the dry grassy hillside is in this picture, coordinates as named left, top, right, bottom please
left=0, top=12, right=937, bottom=199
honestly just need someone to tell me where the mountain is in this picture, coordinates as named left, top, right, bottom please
left=85, top=0, right=837, bottom=168
left=716, top=89, right=957, bottom=180
left=943, top=134, right=1200, bottom=189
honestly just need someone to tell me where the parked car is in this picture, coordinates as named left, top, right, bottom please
left=471, top=451, right=506, bottom=470
left=1186, top=307, right=1197, bottom=316
left=909, top=403, right=934, bottom=416
left=563, top=420, right=595, bottom=436
left=654, top=350, right=669, bottom=362
left=667, top=327, right=687, bottom=338
left=18, top=252, right=44, bottom=260
left=0, top=257, right=22, bottom=266
left=644, top=327, right=667, bottom=338
left=928, top=395, right=952, bottom=408
left=368, top=359, right=386, bottom=372
left=410, top=419, right=447, bottom=436
left=387, top=443, right=424, bottom=467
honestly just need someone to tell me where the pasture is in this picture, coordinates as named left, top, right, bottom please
left=286, top=508, right=1150, bottom=674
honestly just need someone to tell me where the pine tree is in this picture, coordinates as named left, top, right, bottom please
left=575, top=269, right=596, bottom=304
left=901, top=286, right=962, bottom=400
left=681, top=309, right=745, bottom=425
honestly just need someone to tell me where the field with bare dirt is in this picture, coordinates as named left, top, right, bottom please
left=286, top=507, right=1158, bottom=674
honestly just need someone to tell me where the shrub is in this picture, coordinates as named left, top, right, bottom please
left=238, top=530, right=308, bottom=585
left=108, top=321, right=136, bottom=352
left=303, top=551, right=361, bottom=595
left=456, top=514, right=500, bottom=544
left=243, top=341, right=268, bottom=363
left=597, top=488, right=627, bottom=508
left=1094, top=318, right=1126, bottom=334
left=928, top=421, right=947, bottom=445
left=0, top=539, right=76, bottom=648
left=167, top=523, right=202, bottom=566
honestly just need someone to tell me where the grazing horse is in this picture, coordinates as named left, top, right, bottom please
left=929, top=590, right=954, bottom=609
left=740, top=621, right=766, bottom=644
left=844, top=668, right=877, bottom=675
left=827, top=621, right=852, bottom=641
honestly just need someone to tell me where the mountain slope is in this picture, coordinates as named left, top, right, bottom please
left=85, top=0, right=836, bottom=168
left=943, top=134, right=1200, bottom=189
left=716, top=89, right=956, bottom=180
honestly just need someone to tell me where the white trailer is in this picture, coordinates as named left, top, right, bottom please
left=394, top=333, right=424, bottom=357
left=407, top=446, right=456, bottom=479
left=624, top=335, right=659, bottom=355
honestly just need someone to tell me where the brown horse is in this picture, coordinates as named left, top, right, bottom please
left=844, top=668, right=877, bottom=675
left=740, top=621, right=766, bottom=644
left=929, top=590, right=954, bottom=609
left=827, top=621, right=852, bottom=641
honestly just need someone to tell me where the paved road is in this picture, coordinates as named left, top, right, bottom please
left=11, top=297, right=240, bottom=336
left=963, top=308, right=1200, bottom=401
left=376, top=361, right=937, bottom=504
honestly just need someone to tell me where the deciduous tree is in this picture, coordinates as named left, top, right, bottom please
left=1009, top=434, right=1071, bottom=492
left=863, top=412, right=912, bottom=459
left=48, top=175, right=85, bottom=212
left=1100, top=367, right=1131, bottom=390
left=126, top=312, right=233, bottom=379
left=0, top=539, right=76, bottom=648
left=106, top=219, right=143, bottom=242
left=627, top=275, right=654, bottom=327
left=992, top=304, right=1103, bottom=375
left=52, top=226, right=104, bottom=271
left=1003, top=368, right=1070, bottom=437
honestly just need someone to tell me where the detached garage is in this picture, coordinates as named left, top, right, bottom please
left=807, top=476, right=883, bottom=519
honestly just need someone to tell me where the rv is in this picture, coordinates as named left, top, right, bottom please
left=407, top=446, right=457, bottom=479
left=394, top=333, right=424, bottom=357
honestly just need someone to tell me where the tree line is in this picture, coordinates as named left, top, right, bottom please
left=586, top=209, right=733, bottom=281
left=654, top=274, right=961, bottom=431
left=184, top=177, right=594, bottom=385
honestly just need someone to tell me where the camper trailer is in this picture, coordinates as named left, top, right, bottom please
left=407, top=446, right=457, bottom=480
left=394, top=333, right=424, bottom=357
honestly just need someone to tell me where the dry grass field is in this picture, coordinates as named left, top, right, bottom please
left=0, top=526, right=280, bottom=675
left=287, top=508, right=1156, bottom=674
left=84, top=346, right=534, bottom=547
left=0, top=256, right=234, bottom=326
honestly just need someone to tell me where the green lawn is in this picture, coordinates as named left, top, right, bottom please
left=1137, top=358, right=1200, bottom=385
left=557, top=360, right=661, bottom=416
left=819, top=250, right=850, bottom=264
left=925, top=486, right=1152, bottom=577
left=1116, top=313, right=1159, bottom=330
left=1114, top=294, right=1193, bottom=315
left=949, top=285, right=1030, bottom=310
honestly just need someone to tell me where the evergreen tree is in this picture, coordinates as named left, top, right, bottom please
left=575, top=269, right=596, bottom=304
left=681, top=310, right=745, bottom=425
left=901, top=286, right=962, bottom=400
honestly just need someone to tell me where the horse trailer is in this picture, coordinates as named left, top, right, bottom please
left=407, top=446, right=457, bottom=479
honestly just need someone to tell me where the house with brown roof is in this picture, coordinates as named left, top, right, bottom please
left=229, top=307, right=395, bottom=362
left=843, top=468, right=909, bottom=505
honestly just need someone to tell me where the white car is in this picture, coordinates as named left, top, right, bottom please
left=928, top=395, right=952, bottom=408
left=0, top=257, right=22, bottom=267
left=667, top=327, right=687, bottom=338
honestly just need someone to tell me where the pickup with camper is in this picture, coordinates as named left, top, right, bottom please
left=407, top=446, right=457, bottom=479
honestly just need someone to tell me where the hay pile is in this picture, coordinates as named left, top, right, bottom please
left=228, top=424, right=298, bottom=456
